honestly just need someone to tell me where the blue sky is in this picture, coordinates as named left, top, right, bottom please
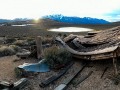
left=105, top=9, right=120, bottom=22
left=0, top=0, right=120, bottom=22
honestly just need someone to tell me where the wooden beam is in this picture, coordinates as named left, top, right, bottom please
left=54, top=64, right=86, bottom=90
left=36, top=36, right=42, bottom=59
left=55, top=37, right=118, bottom=55
left=73, top=71, right=93, bottom=87
left=113, top=52, right=118, bottom=75
left=40, top=62, right=74, bottom=87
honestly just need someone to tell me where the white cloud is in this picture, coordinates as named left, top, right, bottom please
left=0, top=0, right=120, bottom=21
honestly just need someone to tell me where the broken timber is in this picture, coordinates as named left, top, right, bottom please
left=36, top=36, right=42, bottom=59
left=56, top=37, right=119, bottom=57
left=55, top=37, right=119, bottom=75
left=101, top=67, right=109, bottom=78
left=113, top=51, right=118, bottom=75
left=55, top=26, right=120, bottom=60
left=73, top=71, right=93, bottom=87
left=0, top=78, right=28, bottom=90
left=39, top=62, right=74, bottom=87
left=54, top=64, right=86, bottom=90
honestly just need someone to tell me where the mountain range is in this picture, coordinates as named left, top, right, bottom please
left=43, top=14, right=110, bottom=24
left=0, top=14, right=110, bottom=24
left=0, top=18, right=31, bottom=23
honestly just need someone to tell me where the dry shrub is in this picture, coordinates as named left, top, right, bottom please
left=0, top=46, right=15, bottom=56
left=9, top=45, right=22, bottom=52
left=13, top=40, right=28, bottom=46
left=0, top=45, right=21, bottom=57
left=26, top=37, right=35, bottom=42
left=44, top=45, right=72, bottom=69
left=42, top=37, right=53, bottom=44
left=14, top=67, right=24, bottom=77
left=5, top=38, right=16, bottom=43
left=13, top=37, right=36, bottom=46
left=26, top=37, right=36, bottom=45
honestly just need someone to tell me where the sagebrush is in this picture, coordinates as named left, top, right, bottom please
left=44, top=46, right=72, bottom=69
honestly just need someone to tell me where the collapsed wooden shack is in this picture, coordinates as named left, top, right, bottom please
left=55, top=26, right=120, bottom=75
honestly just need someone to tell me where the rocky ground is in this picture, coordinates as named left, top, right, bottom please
left=0, top=55, right=120, bottom=90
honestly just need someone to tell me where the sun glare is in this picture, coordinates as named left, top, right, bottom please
left=34, top=18, right=40, bottom=23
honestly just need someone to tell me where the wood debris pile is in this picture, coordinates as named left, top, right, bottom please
left=64, top=26, right=120, bottom=52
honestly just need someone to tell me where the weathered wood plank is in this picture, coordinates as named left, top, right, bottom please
left=56, top=37, right=118, bottom=55
left=101, top=67, right=109, bottom=78
left=40, top=62, right=74, bottom=87
left=36, top=36, right=42, bottom=59
left=0, top=78, right=28, bottom=90
left=73, top=71, right=93, bottom=87
left=54, top=64, right=86, bottom=90
left=113, top=52, right=118, bottom=75
left=12, top=78, right=29, bottom=90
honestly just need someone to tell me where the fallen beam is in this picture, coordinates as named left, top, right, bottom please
left=54, top=63, right=86, bottom=90
left=39, top=62, right=74, bottom=87
left=101, top=67, right=109, bottom=78
left=12, top=78, right=29, bottom=90
left=0, top=78, right=29, bottom=90
left=73, top=71, right=93, bottom=87
left=0, top=81, right=13, bottom=89
left=56, top=37, right=118, bottom=55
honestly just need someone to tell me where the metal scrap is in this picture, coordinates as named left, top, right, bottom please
left=17, top=59, right=50, bottom=73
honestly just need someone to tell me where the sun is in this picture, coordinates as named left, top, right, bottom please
left=34, top=17, right=40, bottom=23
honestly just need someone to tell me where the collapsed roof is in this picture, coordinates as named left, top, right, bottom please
left=55, top=26, right=120, bottom=60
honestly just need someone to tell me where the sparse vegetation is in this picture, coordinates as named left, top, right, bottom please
left=0, top=45, right=21, bottom=57
left=5, top=38, right=16, bottom=44
left=42, top=37, right=53, bottom=44
left=0, top=24, right=120, bottom=90
left=26, top=37, right=36, bottom=45
left=9, top=45, right=21, bottom=52
left=13, top=40, right=28, bottom=46
left=0, top=46, right=15, bottom=56
left=44, top=45, right=72, bottom=69
left=14, top=67, right=24, bottom=77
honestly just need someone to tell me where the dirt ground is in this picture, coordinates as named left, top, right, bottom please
left=0, top=55, right=37, bottom=82
left=0, top=55, right=120, bottom=90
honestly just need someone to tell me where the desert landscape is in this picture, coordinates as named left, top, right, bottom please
left=0, top=0, right=120, bottom=89
left=0, top=20, right=120, bottom=90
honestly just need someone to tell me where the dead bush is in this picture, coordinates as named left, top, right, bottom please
left=13, top=40, right=28, bottom=46
left=44, top=46, right=72, bottom=69
left=0, top=46, right=15, bottom=56
left=0, top=45, right=22, bottom=57
left=42, top=37, right=53, bottom=44
left=9, top=45, right=22, bottom=52
left=5, top=38, right=16, bottom=44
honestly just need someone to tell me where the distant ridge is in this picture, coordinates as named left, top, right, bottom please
left=0, top=19, right=12, bottom=23
left=0, top=14, right=110, bottom=24
left=43, top=14, right=110, bottom=24
left=0, top=18, right=31, bottom=23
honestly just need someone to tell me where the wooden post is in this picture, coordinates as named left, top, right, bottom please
left=36, top=36, right=42, bottom=59
left=113, top=52, right=118, bottom=75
